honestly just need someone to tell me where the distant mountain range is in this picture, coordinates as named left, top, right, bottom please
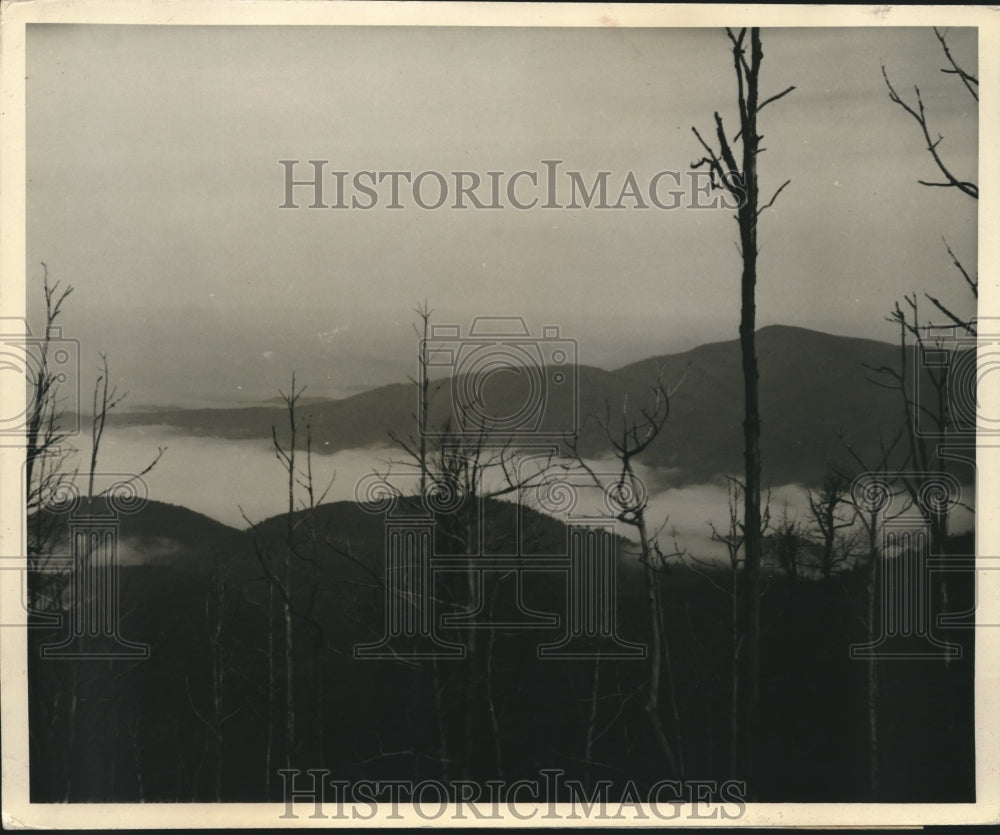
left=45, top=498, right=733, bottom=595
left=109, top=325, right=960, bottom=488
left=41, top=496, right=626, bottom=577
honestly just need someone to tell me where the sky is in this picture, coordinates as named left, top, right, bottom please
left=25, top=24, right=978, bottom=408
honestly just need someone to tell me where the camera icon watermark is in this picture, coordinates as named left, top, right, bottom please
left=0, top=317, right=80, bottom=442
left=420, top=317, right=579, bottom=440
left=351, top=463, right=644, bottom=662
left=912, top=321, right=1000, bottom=439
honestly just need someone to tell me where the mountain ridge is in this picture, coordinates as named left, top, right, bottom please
left=107, top=325, right=951, bottom=488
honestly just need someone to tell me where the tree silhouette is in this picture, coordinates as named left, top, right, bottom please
left=691, top=27, right=793, bottom=793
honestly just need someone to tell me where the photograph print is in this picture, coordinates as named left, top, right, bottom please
left=2, top=2, right=997, bottom=829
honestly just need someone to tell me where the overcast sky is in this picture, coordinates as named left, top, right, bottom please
left=26, top=24, right=977, bottom=407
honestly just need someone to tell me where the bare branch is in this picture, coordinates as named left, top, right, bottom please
left=881, top=65, right=978, bottom=199
left=942, top=237, right=978, bottom=299
left=934, top=27, right=978, bottom=102
left=757, top=85, right=796, bottom=113
left=924, top=292, right=975, bottom=335
left=757, top=179, right=791, bottom=218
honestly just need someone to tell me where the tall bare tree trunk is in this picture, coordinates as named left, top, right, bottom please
left=431, top=657, right=451, bottom=781
left=63, top=663, right=78, bottom=802
left=284, top=590, right=294, bottom=771
left=736, top=31, right=764, bottom=792
left=211, top=580, right=225, bottom=801
left=486, top=618, right=503, bottom=779
left=694, top=27, right=793, bottom=792
left=637, top=512, right=681, bottom=775
left=461, top=505, right=477, bottom=780
left=730, top=572, right=741, bottom=776
left=110, top=668, right=118, bottom=801
left=866, top=523, right=879, bottom=800
left=584, top=655, right=601, bottom=787
left=129, top=706, right=145, bottom=802
left=312, top=610, right=325, bottom=771
left=283, top=388, right=297, bottom=772
left=264, top=583, right=275, bottom=798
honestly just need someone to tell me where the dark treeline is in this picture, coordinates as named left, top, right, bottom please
left=28, top=498, right=974, bottom=803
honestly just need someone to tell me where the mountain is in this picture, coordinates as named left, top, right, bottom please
left=607, top=324, right=919, bottom=485
left=108, top=325, right=947, bottom=487
left=34, top=500, right=242, bottom=569
left=40, top=496, right=588, bottom=574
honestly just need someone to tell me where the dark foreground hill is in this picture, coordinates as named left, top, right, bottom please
left=28, top=492, right=974, bottom=805
left=109, top=325, right=967, bottom=487
left=34, top=500, right=241, bottom=569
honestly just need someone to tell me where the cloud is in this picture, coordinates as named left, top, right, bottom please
left=89, top=429, right=976, bottom=562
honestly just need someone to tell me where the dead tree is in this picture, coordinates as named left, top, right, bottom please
left=680, top=476, right=770, bottom=775
left=424, top=419, right=552, bottom=779
left=25, top=264, right=78, bottom=612
left=184, top=550, right=247, bottom=801
left=805, top=468, right=859, bottom=582
left=38, top=333, right=161, bottom=801
left=881, top=27, right=978, bottom=211
left=839, top=431, right=905, bottom=800
left=691, top=26, right=793, bottom=790
left=24, top=265, right=79, bottom=793
left=877, top=26, right=977, bottom=539
left=701, top=478, right=745, bottom=775
left=873, top=28, right=978, bottom=786
left=379, top=302, right=456, bottom=779
left=277, top=379, right=299, bottom=774
left=241, top=374, right=333, bottom=792
left=569, top=367, right=685, bottom=776
left=381, top=304, right=557, bottom=780
left=768, top=508, right=804, bottom=585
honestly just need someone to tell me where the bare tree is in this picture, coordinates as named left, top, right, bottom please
left=864, top=297, right=964, bottom=561
left=569, top=368, right=685, bottom=776
left=875, top=29, right=977, bottom=648
left=881, top=28, right=978, bottom=206
left=25, top=334, right=166, bottom=801
left=428, top=417, right=554, bottom=779
left=839, top=432, right=904, bottom=800
left=241, top=373, right=334, bottom=793
left=381, top=304, right=559, bottom=780
left=184, top=550, right=247, bottom=801
left=680, top=476, right=770, bottom=775
left=768, top=507, right=804, bottom=585
left=23, top=266, right=164, bottom=802
left=59, top=353, right=164, bottom=802
left=691, top=26, right=794, bottom=790
left=276, top=378, right=300, bottom=774
left=805, top=468, right=859, bottom=582
left=702, top=478, right=745, bottom=775
left=87, top=354, right=165, bottom=503
left=25, top=263, right=77, bottom=612
left=23, top=270, right=77, bottom=798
